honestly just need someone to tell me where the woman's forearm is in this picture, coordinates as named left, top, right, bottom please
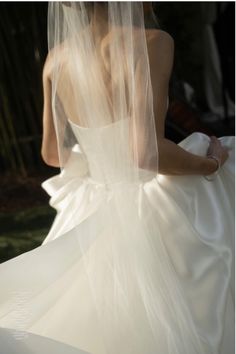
left=157, top=138, right=217, bottom=176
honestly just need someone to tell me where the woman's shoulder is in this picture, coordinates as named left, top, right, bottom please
left=145, top=29, right=174, bottom=51
left=43, top=43, right=68, bottom=80
left=146, top=30, right=175, bottom=83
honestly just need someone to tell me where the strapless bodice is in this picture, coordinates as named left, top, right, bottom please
left=69, top=118, right=155, bottom=184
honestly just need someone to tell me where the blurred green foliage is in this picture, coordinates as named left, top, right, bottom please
left=0, top=205, right=56, bottom=263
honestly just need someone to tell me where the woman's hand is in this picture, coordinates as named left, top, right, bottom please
left=207, top=136, right=229, bottom=170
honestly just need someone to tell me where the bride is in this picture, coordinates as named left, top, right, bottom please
left=0, top=3, right=234, bottom=354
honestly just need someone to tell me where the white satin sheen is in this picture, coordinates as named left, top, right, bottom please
left=0, top=121, right=234, bottom=354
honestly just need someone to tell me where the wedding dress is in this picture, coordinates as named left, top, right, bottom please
left=0, top=3, right=234, bottom=354
left=0, top=122, right=234, bottom=354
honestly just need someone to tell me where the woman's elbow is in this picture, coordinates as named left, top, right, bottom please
left=41, top=147, right=60, bottom=168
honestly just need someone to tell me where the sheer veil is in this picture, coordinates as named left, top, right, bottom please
left=47, top=2, right=208, bottom=353
left=48, top=1, right=158, bottom=175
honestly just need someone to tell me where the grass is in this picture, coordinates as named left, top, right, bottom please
left=0, top=205, right=56, bottom=263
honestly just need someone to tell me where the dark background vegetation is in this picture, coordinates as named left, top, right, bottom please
left=0, top=2, right=48, bottom=176
left=0, top=2, right=56, bottom=262
left=0, top=2, right=234, bottom=262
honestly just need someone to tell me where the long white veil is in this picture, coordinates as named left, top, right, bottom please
left=48, top=1, right=158, bottom=175
left=47, top=2, right=208, bottom=353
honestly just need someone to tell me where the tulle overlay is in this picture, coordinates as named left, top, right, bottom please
left=0, top=127, right=234, bottom=354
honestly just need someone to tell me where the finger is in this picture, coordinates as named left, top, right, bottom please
left=221, top=145, right=231, bottom=152
left=222, top=147, right=230, bottom=155
left=211, top=136, right=221, bottom=144
left=212, top=137, right=221, bottom=147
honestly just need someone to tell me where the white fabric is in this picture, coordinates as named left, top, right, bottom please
left=0, top=3, right=234, bottom=353
left=0, top=121, right=234, bottom=354
left=47, top=4, right=212, bottom=350
left=0, top=327, right=88, bottom=354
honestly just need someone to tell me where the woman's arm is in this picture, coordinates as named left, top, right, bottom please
left=157, top=137, right=219, bottom=175
left=41, top=54, right=60, bottom=168
left=148, top=30, right=228, bottom=176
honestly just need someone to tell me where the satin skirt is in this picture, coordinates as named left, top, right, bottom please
left=0, top=133, right=234, bottom=354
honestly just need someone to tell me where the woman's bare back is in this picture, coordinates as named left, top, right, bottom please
left=46, top=28, right=173, bottom=128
